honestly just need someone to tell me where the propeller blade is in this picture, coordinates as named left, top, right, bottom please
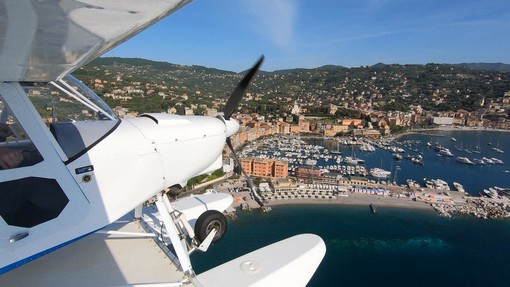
left=226, top=137, right=265, bottom=207
left=223, top=56, right=264, bottom=120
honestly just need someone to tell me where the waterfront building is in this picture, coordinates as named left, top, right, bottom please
left=351, top=128, right=381, bottom=139
left=432, top=116, right=454, bottom=125
left=295, top=166, right=322, bottom=179
left=252, top=159, right=273, bottom=177
left=240, top=158, right=289, bottom=178
left=240, top=158, right=253, bottom=175
left=280, top=123, right=291, bottom=134
left=290, top=125, right=301, bottom=133
left=324, top=124, right=350, bottom=136
left=341, top=118, right=362, bottom=127
left=338, top=176, right=370, bottom=187
left=274, top=161, right=289, bottom=178
left=298, top=119, right=310, bottom=133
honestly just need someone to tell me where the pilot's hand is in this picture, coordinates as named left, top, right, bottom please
left=0, top=148, right=23, bottom=169
left=0, top=123, right=13, bottom=142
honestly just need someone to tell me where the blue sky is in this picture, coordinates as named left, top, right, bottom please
left=105, top=0, right=510, bottom=72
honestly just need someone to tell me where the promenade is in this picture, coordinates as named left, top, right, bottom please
left=213, top=178, right=510, bottom=219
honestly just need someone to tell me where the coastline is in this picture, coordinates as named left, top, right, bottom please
left=266, top=194, right=433, bottom=211
left=229, top=191, right=434, bottom=212
left=392, top=126, right=510, bottom=140
left=214, top=128, right=510, bottom=219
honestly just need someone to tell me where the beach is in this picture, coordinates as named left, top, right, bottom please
left=216, top=173, right=510, bottom=219
left=208, top=127, right=510, bottom=218
left=223, top=188, right=434, bottom=213
left=265, top=192, right=433, bottom=210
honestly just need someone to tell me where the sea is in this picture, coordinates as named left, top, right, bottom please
left=191, top=129, right=510, bottom=287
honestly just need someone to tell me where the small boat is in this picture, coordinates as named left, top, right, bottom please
left=492, top=147, right=504, bottom=153
left=451, top=137, right=457, bottom=142
left=456, top=156, right=475, bottom=165
left=370, top=168, right=391, bottom=178
left=438, top=148, right=454, bottom=157
left=369, top=204, right=377, bottom=213
left=344, top=156, right=365, bottom=165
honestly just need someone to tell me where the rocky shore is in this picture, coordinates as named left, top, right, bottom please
left=431, top=197, right=510, bottom=219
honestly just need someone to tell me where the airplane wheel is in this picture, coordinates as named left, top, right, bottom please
left=194, top=210, right=227, bottom=244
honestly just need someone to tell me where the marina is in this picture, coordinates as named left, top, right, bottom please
left=233, top=129, right=510, bottom=219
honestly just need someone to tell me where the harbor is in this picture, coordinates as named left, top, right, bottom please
left=219, top=129, right=510, bottom=219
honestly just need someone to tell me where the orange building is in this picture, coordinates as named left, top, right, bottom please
left=252, top=159, right=273, bottom=177
left=298, top=120, right=310, bottom=133
left=295, top=166, right=321, bottom=179
left=240, top=158, right=253, bottom=174
left=290, top=125, right=301, bottom=133
left=341, top=118, right=362, bottom=127
left=274, top=161, right=289, bottom=178
left=240, top=158, right=288, bottom=178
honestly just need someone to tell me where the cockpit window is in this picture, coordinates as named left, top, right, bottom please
left=0, top=95, right=43, bottom=169
left=24, top=75, right=117, bottom=122
left=22, top=75, right=120, bottom=161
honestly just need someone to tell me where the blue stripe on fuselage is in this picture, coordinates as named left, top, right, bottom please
left=0, top=228, right=103, bottom=276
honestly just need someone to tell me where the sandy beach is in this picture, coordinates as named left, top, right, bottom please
left=228, top=190, right=434, bottom=212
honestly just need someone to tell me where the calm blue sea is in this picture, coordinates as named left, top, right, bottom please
left=191, top=130, right=510, bottom=286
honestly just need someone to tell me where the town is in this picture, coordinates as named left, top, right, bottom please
left=71, top=58, right=510, bottom=147
left=67, top=57, right=510, bottom=219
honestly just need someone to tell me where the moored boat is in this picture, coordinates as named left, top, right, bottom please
left=456, top=156, right=475, bottom=165
left=370, top=168, right=391, bottom=178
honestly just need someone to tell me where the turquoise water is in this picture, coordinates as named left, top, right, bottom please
left=192, top=131, right=510, bottom=286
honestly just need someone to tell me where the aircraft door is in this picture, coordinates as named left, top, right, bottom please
left=0, top=83, right=90, bottom=266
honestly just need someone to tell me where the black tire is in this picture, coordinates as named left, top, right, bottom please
left=194, top=210, right=227, bottom=244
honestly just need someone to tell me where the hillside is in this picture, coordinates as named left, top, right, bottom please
left=74, top=57, right=510, bottom=116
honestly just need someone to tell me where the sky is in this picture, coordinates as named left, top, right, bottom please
left=105, top=0, right=510, bottom=72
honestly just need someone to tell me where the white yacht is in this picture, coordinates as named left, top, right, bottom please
left=456, top=156, right=475, bottom=165
left=370, top=168, right=391, bottom=178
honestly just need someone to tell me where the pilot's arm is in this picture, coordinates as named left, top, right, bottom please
left=0, top=148, right=23, bottom=169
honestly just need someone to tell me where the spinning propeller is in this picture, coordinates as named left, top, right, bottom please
left=223, top=56, right=265, bottom=207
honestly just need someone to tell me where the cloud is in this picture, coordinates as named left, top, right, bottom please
left=243, top=0, right=298, bottom=48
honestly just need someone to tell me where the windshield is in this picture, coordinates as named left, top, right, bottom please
left=22, top=75, right=119, bottom=161
left=25, top=75, right=117, bottom=123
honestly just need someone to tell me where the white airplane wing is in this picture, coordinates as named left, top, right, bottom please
left=0, top=0, right=191, bottom=82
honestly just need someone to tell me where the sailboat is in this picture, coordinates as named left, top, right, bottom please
left=344, top=147, right=365, bottom=165
left=492, top=142, right=504, bottom=153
